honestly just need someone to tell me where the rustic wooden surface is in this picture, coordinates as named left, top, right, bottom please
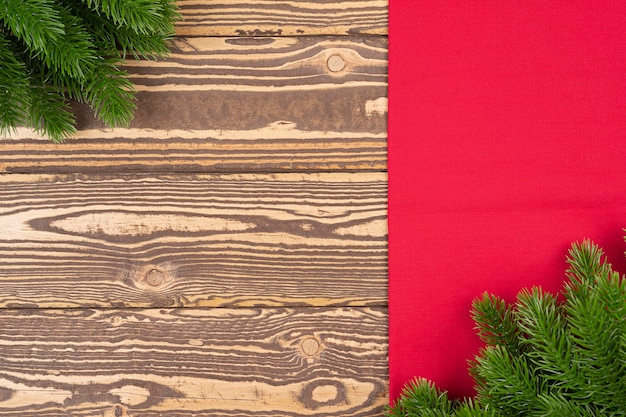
left=0, top=308, right=387, bottom=416
left=0, top=1, right=388, bottom=415
left=0, top=173, right=387, bottom=308
left=1, top=37, right=387, bottom=173
left=175, top=0, right=388, bottom=36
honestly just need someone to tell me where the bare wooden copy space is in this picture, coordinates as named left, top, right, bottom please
left=0, top=1, right=388, bottom=416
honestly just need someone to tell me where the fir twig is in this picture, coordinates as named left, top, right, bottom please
left=79, top=0, right=174, bottom=36
left=0, top=0, right=178, bottom=141
left=28, top=83, right=76, bottom=142
left=472, top=344, right=539, bottom=415
left=386, top=378, right=456, bottom=417
left=564, top=241, right=626, bottom=413
left=471, top=293, right=521, bottom=355
left=0, top=0, right=65, bottom=52
left=84, top=57, right=136, bottom=127
left=515, top=287, right=577, bottom=390
left=0, top=31, right=30, bottom=136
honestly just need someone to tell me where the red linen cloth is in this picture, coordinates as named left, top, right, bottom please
left=389, top=1, right=626, bottom=401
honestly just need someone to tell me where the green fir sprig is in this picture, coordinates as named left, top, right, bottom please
left=387, top=238, right=626, bottom=417
left=0, top=0, right=179, bottom=142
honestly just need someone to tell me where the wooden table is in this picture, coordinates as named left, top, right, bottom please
left=0, top=2, right=388, bottom=415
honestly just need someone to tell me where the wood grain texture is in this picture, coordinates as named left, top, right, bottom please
left=175, top=0, right=388, bottom=36
left=0, top=307, right=388, bottom=416
left=0, top=37, right=387, bottom=174
left=0, top=173, right=387, bottom=308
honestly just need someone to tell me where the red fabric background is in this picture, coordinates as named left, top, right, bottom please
left=389, top=1, right=626, bottom=401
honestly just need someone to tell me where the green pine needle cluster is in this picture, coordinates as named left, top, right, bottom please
left=387, top=238, right=626, bottom=417
left=0, top=0, right=178, bottom=142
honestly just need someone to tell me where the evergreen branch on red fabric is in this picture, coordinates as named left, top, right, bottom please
left=387, top=238, right=626, bottom=417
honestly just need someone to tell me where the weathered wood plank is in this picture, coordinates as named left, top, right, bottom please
left=175, top=0, right=388, bottom=36
left=0, top=307, right=388, bottom=416
left=0, top=173, right=387, bottom=308
left=0, top=37, right=387, bottom=174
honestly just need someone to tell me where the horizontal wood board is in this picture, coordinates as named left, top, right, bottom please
left=0, top=307, right=388, bottom=416
left=0, top=173, right=387, bottom=308
left=1, top=37, right=387, bottom=174
left=175, top=0, right=388, bottom=36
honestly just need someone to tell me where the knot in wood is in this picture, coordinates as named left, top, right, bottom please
left=145, top=269, right=165, bottom=287
left=108, top=405, right=127, bottom=417
left=327, top=54, right=346, bottom=72
left=301, top=337, right=321, bottom=356
left=300, top=380, right=346, bottom=409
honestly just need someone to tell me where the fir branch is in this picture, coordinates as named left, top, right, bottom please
left=565, top=240, right=612, bottom=298
left=455, top=399, right=500, bottom=417
left=79, top=0, right=176, bottom=36
left=0, top=28, right=77, bottom=140
left=565, top=271, right=626, bottom=412
left=386, top=378, right=456, bottom=417
left=515, top=288, right=578, bottom=390
left=386, top=379, right=502, bottom=417
left=534, top=393, right=595, bottom=417
left=471, top=293, right=521, bottom=355
left=48, top=5, right=98, bottom=79
left=469, top=293, right=523, bottom=400
left=0, top=0, right=65, bottom=51
left=0, top=0, right=177, bottom=141
left=106, top=25, right=173, bottom=60
left=28, top=82, right=76, bottom=142
left=0, top=0, right=96, bottom=79
left=389, top=236, right=626, bottom=417
left=84, top=57, right=136, bottom=127
left=564, top=242, right=626, bottom=411
left=471, top=345, right=539, bottom=416
left=0, top=31, right=30, bottom=136
left=61, top=0, right=173, bottom=60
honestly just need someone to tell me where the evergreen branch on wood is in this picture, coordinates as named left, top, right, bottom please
left=1, top=0, right=96, bottom=79
left=28, top=83, right=76, bottom=140
left=0, top=0, right=65, bottom=52
left=62, top=0, right=175, bottom=60
left=79, top=0, right=175, bottom=36
left=0, top=31, right=29, bottom=136
left=0, top=0, right=178, bottom=141
left=84, top=57, right=135, bottom=127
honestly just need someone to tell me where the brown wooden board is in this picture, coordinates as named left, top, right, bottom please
left=0, top=37, right=387, bottom=174
left=0, top=173, right=387, bottom=308
left=175, top=0, right=388, bottom=36
left=0, top=307, right=388, bottom=416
